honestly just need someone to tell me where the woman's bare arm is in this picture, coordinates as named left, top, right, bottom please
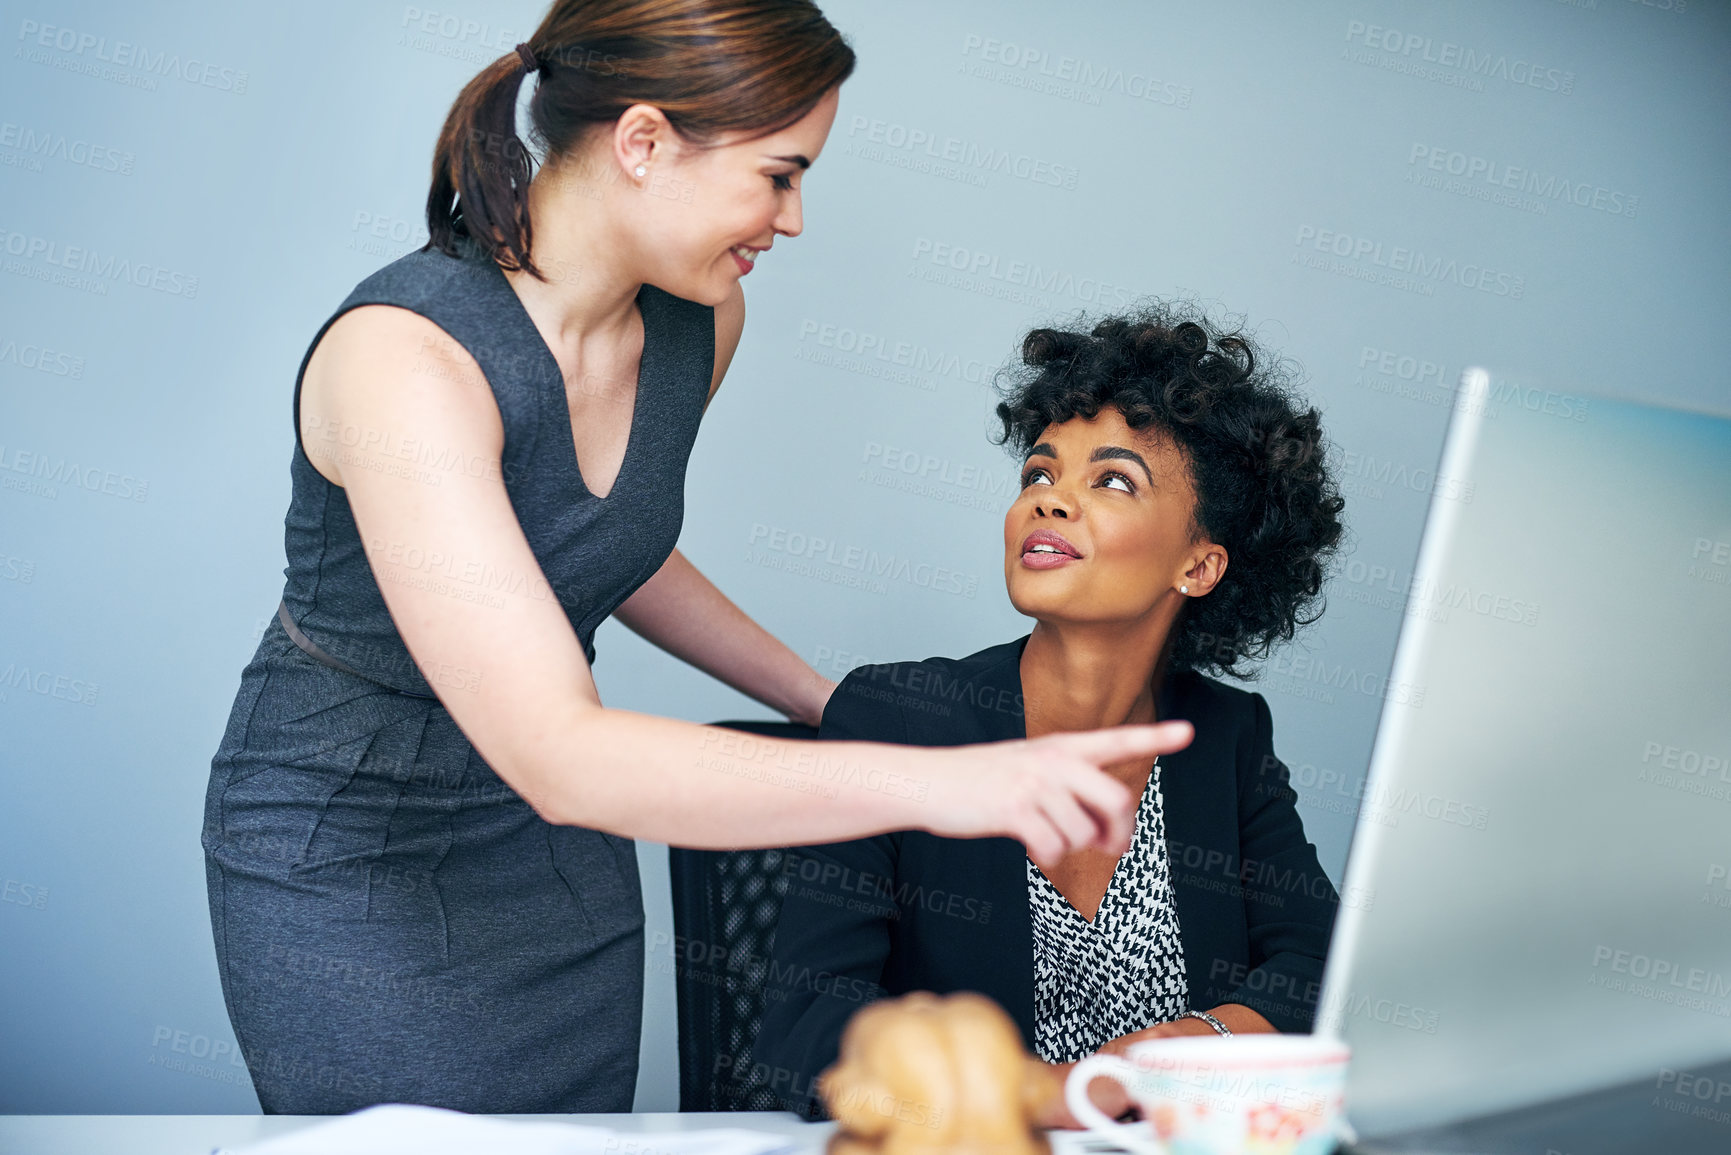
left=613, top=549, right=836, bottom=727
left=299, top=304, right=1192, bottom=856
left=614, top=283, right=833, bottom=725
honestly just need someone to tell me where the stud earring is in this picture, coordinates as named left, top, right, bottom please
left=634, top=164, right=647, bottom=178
left=1180, top=585, right=1189, bottom=594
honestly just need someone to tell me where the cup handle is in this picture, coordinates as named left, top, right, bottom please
left=1064, top=1055, right=1168, bottom=1155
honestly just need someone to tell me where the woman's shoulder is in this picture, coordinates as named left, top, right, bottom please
left=1165, top=670, right=1285, bottom=799
left=1167, top=667, right=1268, bottom=728
left=640, top=279, right=716, bottom=318
left=638, top=282, right=718, bottom=381
left=821, top=637, right=1028, bottom=745
left=839, top=637, right=1024, bottom=688
left=836, top=637, right=1026, bottom=707
left=343, top=244, right=477, bottom=308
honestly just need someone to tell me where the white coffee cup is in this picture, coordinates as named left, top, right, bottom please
left=1064, top=1034, right=1350, bottom=1155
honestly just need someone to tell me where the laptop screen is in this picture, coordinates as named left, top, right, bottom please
left=1317, top=372, right=1731, bottom=1136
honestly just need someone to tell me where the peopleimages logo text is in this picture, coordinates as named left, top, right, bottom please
left=958, top=35, right=1192, bottom=109
left=0, top=123, right=133, bottom=175
left=748, top=523, right=979, bottom=599
left=909, top=238, right=1135, bottom=308
left=1409, top=145, right=1637, bottom=218
left=1343, top=21, right=1574, bottom=94
left=16, top=19, right=249, bottom=93
left=0, top=444, right=148, bottom=501
left=1295, top=226, right=1524, bottom=299
left=0, top=227, right=199, bottom=298
left=846, top=116, right=1079, bottom=190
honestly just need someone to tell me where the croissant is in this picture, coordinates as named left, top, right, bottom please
left=819, top=991, right=1054, bottom=1155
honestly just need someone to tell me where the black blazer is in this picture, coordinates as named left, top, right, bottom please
left=752, top=636, right=1339, bottom=1115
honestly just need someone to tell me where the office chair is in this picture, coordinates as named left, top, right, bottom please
left=669, top=719, right=817, bottom=1111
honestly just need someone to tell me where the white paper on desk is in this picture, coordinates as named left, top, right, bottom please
left=1045, top=1130, right=1136, bottom=1154
left=216, top=1104, right=801, bottom=1155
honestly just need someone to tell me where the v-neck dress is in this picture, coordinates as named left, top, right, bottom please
left=1027, top=758, right=1189, bottom=1062
left=201, top=241, right=714, bottom=1113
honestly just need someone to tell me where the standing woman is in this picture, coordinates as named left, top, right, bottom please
left=202, top=0, right=1191, bottom=1117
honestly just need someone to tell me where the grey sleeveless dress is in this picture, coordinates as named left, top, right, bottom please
left=201, top=242, right=713, bottom=1113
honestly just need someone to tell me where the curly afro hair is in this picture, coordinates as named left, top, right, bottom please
left=992, top=301, right=1345, bottom=679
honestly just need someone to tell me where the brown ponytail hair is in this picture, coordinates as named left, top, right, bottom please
left=426, top=0, right=855, bottom=279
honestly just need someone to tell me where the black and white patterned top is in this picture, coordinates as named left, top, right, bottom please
left=1027, top=759, right=1189, bottom=1063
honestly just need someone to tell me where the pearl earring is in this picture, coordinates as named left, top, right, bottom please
left=1180, top=585, right=1189, bottom=594
left=634, top=164, right=647, bottom=178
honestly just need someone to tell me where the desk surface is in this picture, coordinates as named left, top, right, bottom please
left=0, top=1111, right=837, bottom=1155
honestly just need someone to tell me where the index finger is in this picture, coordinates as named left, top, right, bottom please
left=1063, top=721, right=1195, bottom=764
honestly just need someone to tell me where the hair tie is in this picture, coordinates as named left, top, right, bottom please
left=515, top=42, right=539, bottom=73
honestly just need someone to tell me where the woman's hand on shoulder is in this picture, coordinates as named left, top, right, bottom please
left=915, top=722, right=1193, bottom=863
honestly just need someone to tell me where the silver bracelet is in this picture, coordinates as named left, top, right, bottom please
left=1180, top=1009, right=1232, bottom=1036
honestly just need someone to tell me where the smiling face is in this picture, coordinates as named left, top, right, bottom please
left=601, top=86, right=840, bottom=305
left=1003, top=406, right=1228, bottom=629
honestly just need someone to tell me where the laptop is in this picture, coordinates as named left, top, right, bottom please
left=1316, top=370, right=1731, bottom=1153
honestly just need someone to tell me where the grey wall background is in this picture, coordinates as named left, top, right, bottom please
left=1, top=0, right=1726, bottom=1114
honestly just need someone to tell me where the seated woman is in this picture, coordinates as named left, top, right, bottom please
left=751, top=303, right=1347, bottom=1123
